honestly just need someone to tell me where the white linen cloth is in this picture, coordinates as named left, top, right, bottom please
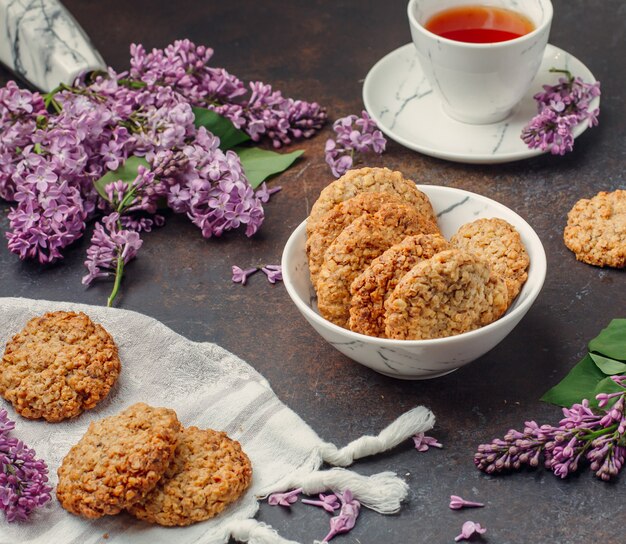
left=0, top=297, right=435, bottom=544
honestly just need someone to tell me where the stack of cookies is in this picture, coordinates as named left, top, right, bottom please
left=306, top=167, right=530, bottom=340
left=56, top=402, right=253, bottom=526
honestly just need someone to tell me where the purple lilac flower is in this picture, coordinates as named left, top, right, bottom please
left=0, top=409, right=52, bottom=522
left=301, top=492, right=340, bottom=513
left=231, top=266, right=258, bottom=286
left=320, top=489, right=361, bottom=543
left=7, top=162, right=87, bottom=264
left=413, top=432, right=443, bottom=452
left=267, top=488, right=302, bottom=507
left=261, top=264, right=282, bottom=284
left=129, top=40, right=326, bottom=148
left=455, top=521, right=487, bottom=542
left=325, top=111, right=386, bottom=178
left=255, top=183, right=281, bottom=203
left=521, top=69, right=600, bottom=155
left=449, top=495, right=484, bottom=510
left=243, top=82, right=327, bottom=148
left=103, top=164, right=164, bottom=215
left=475, top=382, right=626, bottom=481
left=159, top=127, right=265, bottom=238
left=0, top=83, right=47, bottom=201
left=82, top=213, right=143, bottom=287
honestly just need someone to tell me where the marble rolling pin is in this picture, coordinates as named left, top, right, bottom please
left=0, top=0, right=106, bottom=91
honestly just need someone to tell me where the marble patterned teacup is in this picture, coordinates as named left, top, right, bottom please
left=407, top=0, right=553, bottom=124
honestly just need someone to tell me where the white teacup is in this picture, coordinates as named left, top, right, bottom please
left=408, top=0, right=553, bottom=124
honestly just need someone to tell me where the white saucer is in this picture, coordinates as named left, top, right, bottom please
left=363, top=43, right=599, bottom=164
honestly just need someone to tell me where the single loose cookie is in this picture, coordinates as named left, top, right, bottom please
left=384, top=249, right=508, bottom=340
left=306, top=191, right=422, bottom=289
left=307, top=167, right=436, bottom=235
left=450, top=218, right=530, bottom=305
left=349, top=233, right=450, bottom=337
left=128, top=427, right=252, bottom=526
left=317, top=202, right=439, bottom=328
left=57, top=403, right=181, bottom=519
left=0, top=311, right=121, bottom=422
left=563, top=189, right=626, bottom=268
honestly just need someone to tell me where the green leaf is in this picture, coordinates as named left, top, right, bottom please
left=588, top=319, right=626, bottom=361
left=541, top=354, right=606, bottom=407
left=192, top=107, right=250, bottom=150
left=589, top=352, right=626, bottom=375
left=235, top=146, right=304, bottom=189
left=93, top=156, right=150, bottom=200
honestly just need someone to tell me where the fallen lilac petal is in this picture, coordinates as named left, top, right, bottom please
left=449, top=495, right=485, bottom=510
left=301, top=492, right=340, bottom=513
left=455, top=521, right=487, bottom=541
left=413, top=432, right=443, bottom=452
left=231, top=265, right=258, bottom=285
left=267, top=488, right=302, bottom=507
left=261, top=264, right=282, bottom=283
left=320, top=489, right=361, bottom=542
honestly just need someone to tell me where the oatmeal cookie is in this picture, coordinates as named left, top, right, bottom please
left=307, top=191, right=410, bottom=289
left=317, top=202, right=439, bottom=328
left=307, top=167, right=436, bottom=235
left=349, top=233, right=450, bottom=337
left=384, top=249, right=508, bottom=340
left=0, top=311, right=121, bottom=422
left=128, top=427, right=252, bottom=526
left=563, top=189, right=626, bottom=268
left=450, top=218, right=530, bottom=305
left=56, top=403, right=181, bottom=519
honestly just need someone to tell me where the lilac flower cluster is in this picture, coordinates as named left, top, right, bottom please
left=0, top=409, right=52, bottom=522
left=475, top=376, right=626, bottom=481
left=267, top=488, right=360, bottom=543
left=521, top=69, right=600, bottom=155
left=325, top=111, right=386, bottom=178
left=129, top=40, right=326, bottom=149
left=0, top=39, right=319, bottom=305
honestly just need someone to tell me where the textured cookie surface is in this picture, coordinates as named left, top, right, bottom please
left=317, top=202, right=439, bottom=328
left=349, top=234, right=450, bottom=337
left=451, top=218, right=530, bottom=305
left=128, top=427, right=252, bottom=526
left=307, top=167, right=436, bottom=235
left=563, top=189, right=626, bottom=268
left=307, top=192, right=411, bottom=289
left=384, top=249, right=508, bottom=340
left=0, top=311, right=121, bottom=422
left=57, top=403, right=181, bottom=519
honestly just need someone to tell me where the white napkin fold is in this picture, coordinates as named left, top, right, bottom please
left=0, top=297, right=435, bottom=544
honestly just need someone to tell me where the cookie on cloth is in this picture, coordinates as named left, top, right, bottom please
left=384, top=249, right=508, bottom=340
left=128, top=427, right=252, bottom=526
left=0, top=311, right=121, bottom=422
left=563, top=189, right=626, bottom=268
left=349, top=233, right=450, bottom=337
left=317, top=202, right=439, bottom=328
left=450, top=218, right=530, bottom=305
left=306, top=167, right=436, bottom=235
left=56, top=402, right=182, bottom=519
left=306, top=191, right=409, bottom=289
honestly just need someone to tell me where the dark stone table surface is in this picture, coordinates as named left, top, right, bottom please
left=1, top=1, right=625, bottom=542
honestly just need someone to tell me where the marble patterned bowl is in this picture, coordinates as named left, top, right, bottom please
left=281, top=185, right=547, bottom=380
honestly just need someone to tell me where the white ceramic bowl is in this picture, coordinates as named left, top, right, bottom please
left=282, top=185, right=547, bottom=380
